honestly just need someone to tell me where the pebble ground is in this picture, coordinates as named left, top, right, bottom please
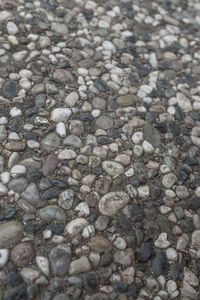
left=0, top=0, right=200, bottom=299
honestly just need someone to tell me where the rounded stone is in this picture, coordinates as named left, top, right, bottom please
left=39, top=205, right=67, bottom=223
left=11, top=243, right=34, bottom=267
left=99, top=192, right=129, bottom=216
left=95, top=115, right=114, bottom=130
left=41, top=133, right=60, bottom=152
left=0, top=221, right=23, bottom=247
left=84, top=272, right=99, bottom=293
left=50, top=246, right=71, bottom=276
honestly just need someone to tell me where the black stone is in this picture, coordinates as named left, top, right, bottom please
left=25, top=107, right=37, bottom=118
left=130, top=177, right=140, bottom=187
left=41, top=189, right=60, bottom=200
left=190, top=112, right=200, bottom=121
left=117, top=212, right=132, bottom=232
left=146, top=111, right=158, bottom=123
left=168, top=122, right=180, bottom=136
left=175, top=106, right=184, bottom=120
left=9, top=117, right=24, bottom=133
left=94, top=79, right=109, bottom=92
left=128, top=285, right=140, bottom=299
left=2, top=80, right=18, bottom=99
left=7, top=272, right=23, bottom=287
left=127, top=204, right=144, bottom=222
left=22, top=132, right=38, bottom=140
left=179, top=218, right=194, bottom=233
left=107, top=129, right=121, bottom=139
left=27, top=171, right=42, bottom=182
left=113, top=282, right=128, bottom=293
left=30, top=62, right=42, bottom=75
left=81, top=113, right=94, bottom=122
left=107, top=98, right=117, bottom=111
left=49, top=278, right=65, bottom=293
left=4, top=284, right=28, bottom=300
left=176, top=169, right=188, bottom=182
left=187, top=197, right=200, bottom=210
left=170, top=263, right=181, bottom=280
left=136, top=243, right=152, bottom=262
left=0, top=209, right=16, bottom=221
left=84, top=272, right=99, bottom=293
left=89, top=210, right=99, bottom=223
left=91, top=168, right=103, bottom=175
left=154, top=122, right=167, bottom=133
left=97, top=136, right=111, bottom=145
left=152, top=249, right=167, bottom=276
left=26, top=221, right=46, bottom=233
left=48, top=224, right=65, bottom=234
left=50, top=178, right=68, bottom=189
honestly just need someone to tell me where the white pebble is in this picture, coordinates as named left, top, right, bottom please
left=1, top=172, right=10, bottom=184
left=10, top=165, right=26, bottom=177
left=56, top=122, right=66, bottom=137
left=142, top=140, right=154, bottom=153
left=10, top=107, right=22, bottom=117
left=0, top=249, right=9, bottom=267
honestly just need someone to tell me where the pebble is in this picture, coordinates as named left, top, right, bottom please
left=50, top=246, right=71, bottom=276
left=99, top=192, right=129, bottom=216
left=0, top=221, right=23, bottom=247
left=51, top=108, right=72, bottom=122
left=39, top=205, right=66, bottom=223
left=36, top=256, right=50, bottom=276
left=65, top=218, right=89, bottom=236
left=11, top=243, right=34, bottom=267
left=69, top=256, right=91, bottom=275
left=0, top=249, right=9, bottom=267
left=102, top=161, right=124, bottom=178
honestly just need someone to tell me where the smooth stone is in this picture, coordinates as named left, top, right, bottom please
left=43, top=154, right=58, bottom=176
left=39, top=205, right=66, bottom=223
left=154, top=233, right=171, bottom=249
left=177, top=92, right=192, bottom=112
left=58, top=149, right=76, bottom=160
left=102, top=161, right=124, bottom=178
left=41, top=133, right=60, bottom=152
left=84, top=272, right=99, bottom=293
left=181, top=281, right=198, bottom=299
left=20, top=268, right=39, bottom=282
left=0, top=182, right=8, bottom=195
left=63, top=135, right=82, bottom=148
left=41, top=189, right=60, bottom=201
left=11, top=243, right=34, bottom=267
left=50, top=246, right=71, bottom=276
left=51, top=108, right=71, bottom=122
left=116, top=94, right=138, bottom=107
left=152, top=249, right=167, bottom=276
left=180, top=218, right=194, bottom=233
left=89, top=236, right=112, bottom=253
left=69, top=256, right=91, bottom=275
left=65, top=218, right=89, bottom=236
left=4, top=284, right=28, bottom=300
left=144, top=124, right=161, bottom=147
left=2, top=80, right=18, bottom=99
left=58, top=189, right=74, bottom=210
left=22, top=183, right=39, bottom=207
left=5, top=141, right=26, bottom=151
left=36, top=256, right=50, bottom=276
left=95, top=115, right=114, bottom=130
left=51, top=178, right=68, bottom=189
left=136, top=243, right=152, bottom=262
left=53, top=294, right=70, bottom=300
left=99, top=192, right=129, bottom=216
left=0, top=221, right=23, bottom=247
left=170, top=263, right=181, bottom=280
left=27, top=170, right=42, bottom=182
left=191, top=230, right=200, bottom=249
left=114, top=249, right=135, bottom=266
left=0, top=125, right=7, bottom=141
left=162, top=173, right=177, bottom=188
left=7, top=177, right=27, bottom=192
left=0, top=249, right=9, bottom=267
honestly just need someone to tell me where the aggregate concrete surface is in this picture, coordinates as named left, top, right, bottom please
left=0, top=0, right=200, bottom=299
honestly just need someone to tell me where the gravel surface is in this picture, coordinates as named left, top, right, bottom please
left=0, top=0, right=200, bottom=299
